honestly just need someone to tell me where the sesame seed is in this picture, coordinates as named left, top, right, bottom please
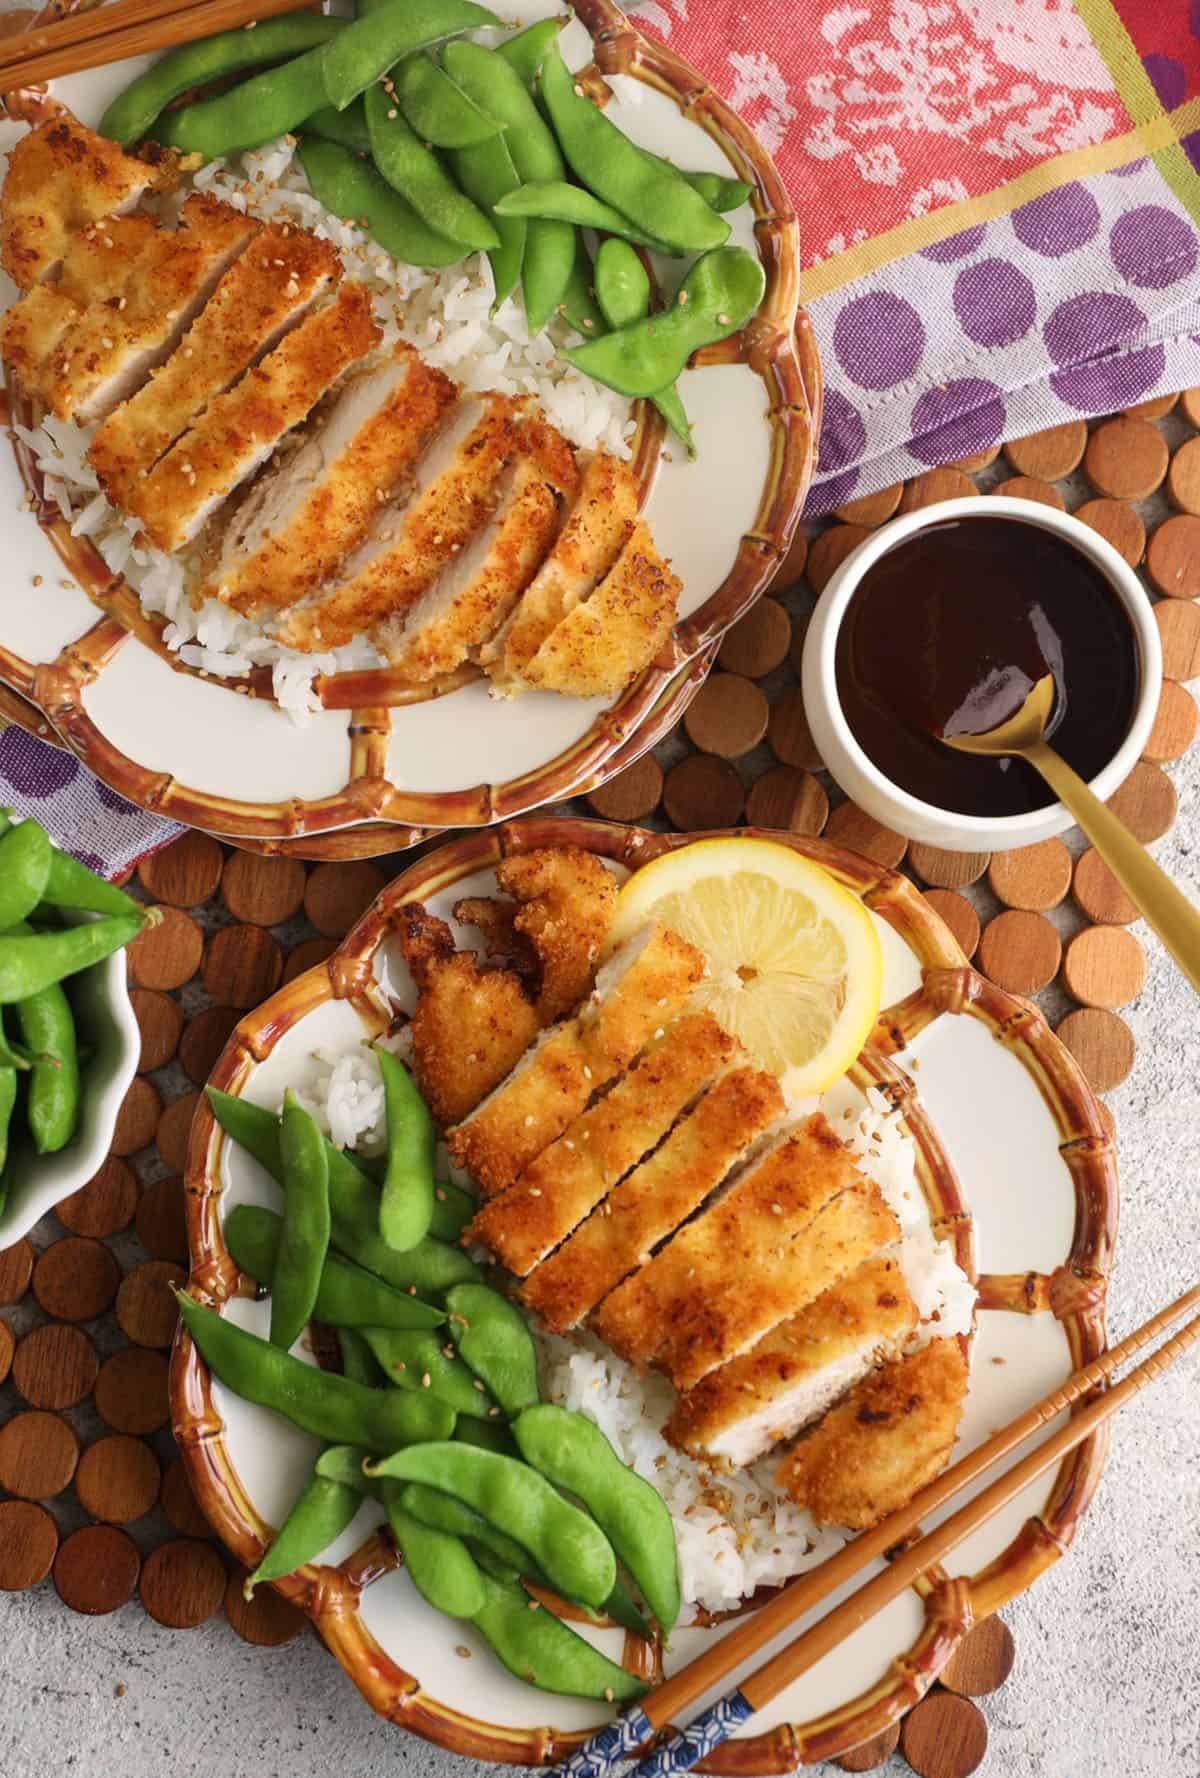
left=488, top=1407, right=501, bottom=1417
left=717, top=312, right=730, bottom=324
left=388, top=108, right=398, bottom=120
left=473, top=1378, right=485, bottom=1391
left=604, top=1688, right=614, bottom=1702
left=524, top=1114, right=535, bottom=1127
left=455, top=1645, right=471, bottom=1658
left=435, top=1188, right=446, bottom=1201
left=528, top=1188, right=541, bottom=1197
left=678, top=290, right=689, bottom=304
left=421, top=1372, right=431, bottom=1388
left=527, top=1597, right=540, bottom=1610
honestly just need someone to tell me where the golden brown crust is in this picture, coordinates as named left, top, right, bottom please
left=494, top=846, right=617, bottom=1022
left=522, top=521, right=680, bottom=698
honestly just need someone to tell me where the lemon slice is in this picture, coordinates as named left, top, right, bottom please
left=609, top=837, right=883, bottom=1099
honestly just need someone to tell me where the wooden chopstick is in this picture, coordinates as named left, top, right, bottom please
left=0, top=0, right=315, bottom=94
left=550, top=1281, right=1200, bottom=1778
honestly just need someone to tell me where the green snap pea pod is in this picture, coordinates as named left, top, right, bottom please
left=513, top=1403, right=680, bottom=1631
left=471, top=1564, right=647, bottom=1700
left=0, top=913, right=145, bottom=1005
left=225, top=1205, right=444, bottom=1331
left=176, top=1293, right=456, bottom=1450
left=0, top=810, right=10, bottom=837
left=364, top=87, right=498, bottom=252
left=0, top=1056, right=16, bottom=1179
left=393, top=52, right=501, bottom=148
left=444, top=1283, right=538, bottom=1417
left=593, top=238, right=694, bottom=456
left=337, top=1324, right=385, bottom=1386
left=270, top=1091, right=331, bottom=1350
left=494, top=181, right=669, bottom=251
left=98, top=14, right=346, bottom=147
left=41, top=847, right=144, bottom=919
left=566, top=245, right=764, bottom=397
left=540, top=44, right=728, bottom=255
left=375, top=1047, right=435, bottom=1252
left=303, top=100, right=371, bottom=153
left=495, top=17, right=563, bottom=89
left=556, top=233, right=604, bottom=336
left=361, top=1327, right=498, bottom=1419
left=451, top=132, right=525, bottom=308
left=314, top=1444, right=383, bottom=1498
left=442, top=41, right=573, bottom=330
left=205, top=1089, right=480, bottom=1296
left=430, top=1179, right=474, bottom=1242
left=243, top=1464, right=363, bottom=1597
left=159, top=43, right=334, bottom=159
left=0, top=821, right=51, bottom=929
left=382, top=1483, right=487, bottom=1617
left=322, top=0, right=500, bottom=113
left=455, top=1415, right=517, bottom=1457
left=365, top=1441, right=616, bottom=1608
left=681, top=169, right=753, bottom=212
left=297, top=136, right=465, bottom=269
left=16, top=979, right=79, bottom=1154
left=400, top=1480, right=535, bottom=1572
left=0, top=1007, right=32, bottom=1072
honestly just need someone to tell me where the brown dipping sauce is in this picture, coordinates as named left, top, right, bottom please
left=834, top=517, right=1139, bottom=817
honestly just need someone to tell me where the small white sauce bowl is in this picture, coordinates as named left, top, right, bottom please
left=801, top=495, right=1162, bottom=852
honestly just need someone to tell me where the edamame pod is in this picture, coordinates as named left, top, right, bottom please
left=513, top=1403, right=680, bottom=1631
left=41, top=846, right=144, bottom=918
left=365, top=87, right=499, bottom=252
left=495, top=17, right=563, bottom=89
left=361, top=1327, right=498, bottom=1419
left=682, top=170, right=753, bottom=212
left=365, top=1441, right=616, bottom=1608
left=376, top=1047, right=435, bottom=1252
left=557, top=234, right=605, bottom=337
left=337, top=1325, right=385, bottom=1386
left=99, top=15, right=345, bottom=146
left=314, top=1445, right=383, bottom=1498
left=444, top=1283, right=538, bottom=1417
left=0, top=821, right=51, bottom=929
left=160, top=44, right=333, bottom=159
left=0, top=914, right=145, bottom=1004
left=16, top=979, right=79, bottom=1154
left=226, top=1205, right=444, bottom=1331
left=270, top=1091, right=331, bottom=1350
left=429, top=1179, right=475, bottom=1243
left=594, top=236, right=650, bottom=329
left=243, top=1467, right=362, bottom=1597
left=471, top=1567, right=647, bottom=1700
left=454, top=1415, right=517, bottom=1457
left=297, top=137, right=465, bottom=269
left=400, top=1480, right=535, bottom=1573
left=450, top=132, right=525, bottom=308
left=393, top=52, right=502, bottom=148
left=321, top=0, right=501, bottom=113
left=0, top=1060, right=16, bottom=1179
left=382, top=1483, right=488, bottom=1617
left=303, top=101, right=371, bottom=153
left=495, top=181, right=668, bottom=251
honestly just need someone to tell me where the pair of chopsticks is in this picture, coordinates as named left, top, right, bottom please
left=552, top=1281, right=1200, bottom=1778
left=0, top=0, right=307, bottom=94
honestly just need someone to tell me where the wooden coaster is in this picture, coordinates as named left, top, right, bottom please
left=1002, top=420, right=1087, bottom=480
left=1146, top=514, right=1200, bottom=599
left=835, top=1721, right=902, bottom=1771
left=663, top=754, right=744, bottom=829
left=140, top=1538, right=227, bottom=1628
left=717, top=597, right=791, bottom=677
left=54, top=1524, right=141, bottom=1615
left=745, top=766, right=829, bottom=834
left=75, top=1434, right=160, bottom=1524
left=922, top=889, right=981, bottom=959
left=1154, top=599, right=1200, bottom=681
left=586, top=754, right=664, bottom=824
left=767, top=687, right=824, bottom=771
left=949, top=446, right=1001, bottom=473
left=898, top=468, right=974, bottom=511
left=683, top=673, right=769, bottom=758
left=788, top=611, right=811, bottom=678
left=11, top=1322, right=98, bottom=1409
left=115, top=1260, right=186, bottom=1349
left=0, top=1237, right=33, bottom=1304
left=990, top=475, right=1065, bottom=509
left=1056, top=1007, right=1136, bottom=1093
left=806, top=524, right=870, bottom=594
left=1143, top=679, right=1198, bottom=763
left=156, top=1091, right=200, bottom=1175
left=129, top=988, right=183, bottom=1072
left=900, top=1692, right=988, bottom=1777
left=303, top=862, right=386, bottom=938
left=977, top=910, right=1062, bottom=995
left=282, top=936, right=340, bottom=985
left=94, top=1347, right=170, bottom=1436
left=1126, top=393, right=1178, bottom=420
left=138, top=832, right=224, bottom=908
left=160, top=1457, right=213, bottom=1539
left=0, top=1498, right=58, bottom=1590
left=938, top=1616, right=1015, bottom=1696
left=1180, top=387, right=1200, bottom=428
left=224, top=1568, right=307, bottom=1646
left=179, top=1005, right=241, bottom=1085
left=110, top=1075, right=163, bottom=1156
left=222, top=852, right=307, bottom=927
left=1073, top=497, right=1145, bottom=566
left=0, top=1409, right=79, bottom=1497
left=56, top=1156, right=138, bottom=1238
left=126, top=906, right=205, bottom=992
left=833, top=483, right=903, bottom=527
left=986, top=839, right=1071, bottom=910
left=1073, top=848, right=1139, bottom=925
left=1083, top=416, right=1169, bottom=501
left=772, top=523, right=808, bottom=592
left=1062, top=926, right=1146, bottom=1009
left=824, top=801, right=908, bottom=869
left=1167, top=435, right=1200, bottom=513
left=1106, top=759, right=1177, bottom=840
left=908, top=844, right=990, bottom=889
left=135, top=1177, right=190, bottom=1263
left=0, top=1317, right=11, bottom=1385
left=202, top=924, right=284, bottom=1009
left=32, top=1235, right=120, bottom=1321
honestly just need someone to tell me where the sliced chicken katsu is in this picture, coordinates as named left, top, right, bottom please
left=129, top=282, right=380, bottom=553
left=56, top=213, right=158, bottom=304
left=277, top=393, right=520, bottom=651
left=665, top=1254, right=918, bottom=1466
left=494, top=847, right=617, bottom=1023
left=40, top=195, right=258, bottom=424
left=467, top=1011, right=738, bottom=1277
left=378, top=453, right=560, bottom=675
left=776, top=1337, right=969, bottom=1529
left=0, top=112, right=174, bottom=289
left=397, top=904, right=538, bottom=1130
left=592, top=1112, right=899, bottom=1389
left=211, top=342, right=457, bottom=615
left=89, top=225, right=341, bottom=511
left=448, top=921, right=705, bottom=1198
left=481, top=450, right=639, bottom=692
left=523, top=1064, right=785, bottom=1333
left=0, top=285, right=80, bottom=388
left=522, top=521, right=680, bottom=698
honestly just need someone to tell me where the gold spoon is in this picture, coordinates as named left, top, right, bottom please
left=942, top=672, right=1200, bottom=993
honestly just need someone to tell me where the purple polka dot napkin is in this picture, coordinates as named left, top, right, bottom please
left=0, top=725, right=178, bottom=879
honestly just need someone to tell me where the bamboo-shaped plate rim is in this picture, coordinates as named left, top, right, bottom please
left=173, top=818, right=1114, bottom=1769
left=0, top=0, right=817, bottom=840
